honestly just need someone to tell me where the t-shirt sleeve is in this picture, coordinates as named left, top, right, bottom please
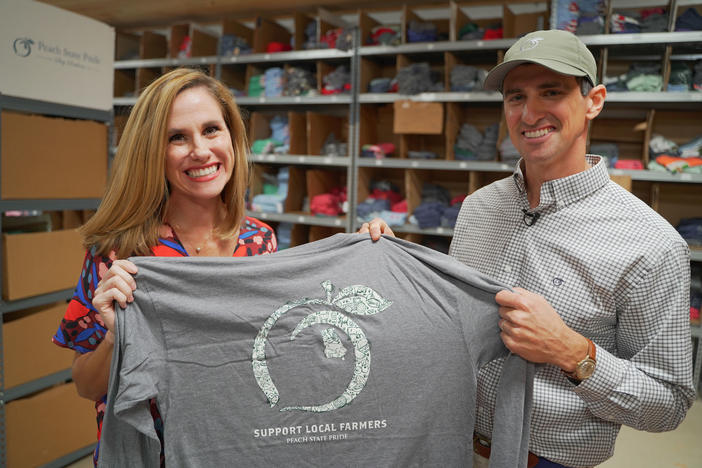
left=98, top=281, right=163, bottom=468
left=52, top=248, right=113, bottom=353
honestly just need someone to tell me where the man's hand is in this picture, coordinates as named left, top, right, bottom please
left=495, top=287, right=589, bottom=372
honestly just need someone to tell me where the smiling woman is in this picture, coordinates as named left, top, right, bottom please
left=51, top=68, right=277, bottom=467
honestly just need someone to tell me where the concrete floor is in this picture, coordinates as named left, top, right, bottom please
left=67, top=398, right=702, bottom=468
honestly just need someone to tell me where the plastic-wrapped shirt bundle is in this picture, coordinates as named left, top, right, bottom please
left=576, top=14, right=604, bottom=35
left=264, top=67, right=284, bottom=97
left=499, top=136, right=520, bottom=164
left=651, top=155, right=702, bottom=173
left=408, top=150, right=439, bottom=159
left=335, top=29, right=354, bottom=51
left=611, top=13, right=640, bottom=33
left=275, top=222, right=293, bottom=250
left=369, top=25, right=401, bottom=45
left=322, top=65, right=351, bottom=94
left=676, top=7, right=702, bottom=31
left=270, top=115, right=289, bottom=146
left=555, top=0, right=579, bottom=32
left=409, top=183, right=452, bottom=229
left=322, top=133, right=347, bottom=157
left=251, top=139, right=283, bottom=155
left=450, top=65, right=487, bottom=92
left=589, top=143, right=619, bottom=167
left=626, top=63, right=662, bottom=92
left=412, top=202, right=446, bottom=229
left=441, top=195, right=466, bottom=228
left=285, top=67, right=315, bottom=97
left=303, top=21, right=318, bottom=50
left=395, top=63, right=443, bottom=95
left=693, top=61, right=702, bottom=91
left=639, top=8, right=668, bottom=33
left=368, top=77, right=393, bottom=93
left=454, top=123, right=499, bottom=161
left=219, top=34, right=251, bottom=56
left=650, top=134, right=679, bottom=157
left=251, top=168, right=289, bottom=214
left=680, top=134, right=702, bottom=158
left=407, top=20, right=438, bottom=43
left=668, top=62, right=692, bottom=91
left=458, top=23, right=483, bottom=40
left=361, top=143, right=395, bottom=159
left=677, top=218, right=702, bottom=247
left=248, top=75, right=264, bottom=97
left=310, top=186, right=347, bottom=216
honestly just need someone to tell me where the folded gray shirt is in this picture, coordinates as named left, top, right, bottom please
left=99, top=234, right=534, bottom=468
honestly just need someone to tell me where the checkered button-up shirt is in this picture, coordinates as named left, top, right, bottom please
left=450, top=155, right=695, bottom=468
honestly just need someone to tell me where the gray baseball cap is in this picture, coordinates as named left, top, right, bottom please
left=483, top=29, right=597, bottom=92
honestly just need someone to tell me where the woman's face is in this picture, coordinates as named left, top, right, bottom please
left=164, top=86, right=234, bottom=203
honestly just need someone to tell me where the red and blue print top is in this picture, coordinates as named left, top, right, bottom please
left=51, top=217, right=276, bottom=465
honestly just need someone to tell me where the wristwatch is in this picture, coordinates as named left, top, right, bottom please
left=564, top=338, right=597, bottom=381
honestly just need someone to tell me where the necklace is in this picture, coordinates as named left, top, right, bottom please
left=168, top=222, right=214, bottom=255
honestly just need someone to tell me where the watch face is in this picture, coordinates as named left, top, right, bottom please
left=576, top=358, right=596, bottom=379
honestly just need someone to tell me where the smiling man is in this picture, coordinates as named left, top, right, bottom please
left=359, top=29, right=695, bottom=468
left=450, top=29, right=696, bottom=468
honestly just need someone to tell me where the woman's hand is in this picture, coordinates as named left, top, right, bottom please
left=358, top=218, right=395, bottom=241
left=92, top=259, right=138, bottom=334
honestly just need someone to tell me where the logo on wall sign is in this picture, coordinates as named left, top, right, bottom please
left=13, top=38, right=34, bottom=57
left=520, top=37, right=544, bottom=52
left=252, top=280, right=392, bottom=413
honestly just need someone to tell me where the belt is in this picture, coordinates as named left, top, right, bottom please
left=473, top=433, right=541, bottom=468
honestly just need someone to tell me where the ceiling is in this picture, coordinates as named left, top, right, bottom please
left=38, top=0, right=458, bottom=28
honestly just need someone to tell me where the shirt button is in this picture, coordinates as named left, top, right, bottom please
left=503, top=265, right=512, bottom=273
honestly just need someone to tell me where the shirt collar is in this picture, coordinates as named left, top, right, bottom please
left=512, top=155, right=610, bottom=210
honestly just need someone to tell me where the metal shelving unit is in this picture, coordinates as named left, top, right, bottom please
left=0, top=94, right=110, bottom=468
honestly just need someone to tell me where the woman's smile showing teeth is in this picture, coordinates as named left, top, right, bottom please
left=186, top=163, right=220, bottom=178
left=523, top=127, right=554, bottom=139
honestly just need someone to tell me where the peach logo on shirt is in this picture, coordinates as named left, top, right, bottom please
left=252, top=280, right=392, bottom=413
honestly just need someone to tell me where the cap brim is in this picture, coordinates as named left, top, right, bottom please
left=483, top=58, right=589, bottom=92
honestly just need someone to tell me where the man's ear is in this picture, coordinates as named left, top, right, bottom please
left=585, top=84, right=606, bottom=121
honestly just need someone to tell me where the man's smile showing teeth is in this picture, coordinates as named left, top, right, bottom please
left=523, top=128, right=554, bottom=138
left=186, top=164, right=219, bottom=177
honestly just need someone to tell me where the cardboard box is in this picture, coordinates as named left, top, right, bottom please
left=0, top=0, right=114, bottom=111
left=6, top=382, right=95, bottom=468
left=1, top=111, right=107, bottom=199
left=3, top=229, right=84, bottom=301
left=393, top=100, right=444, bottom=135
left=3, top=302, right=73, bottom=388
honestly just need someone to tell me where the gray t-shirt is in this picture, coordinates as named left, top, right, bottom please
left=99, top=234, right=534, bottom=468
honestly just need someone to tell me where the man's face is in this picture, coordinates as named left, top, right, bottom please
left=502, top=64, right=590, bottom=170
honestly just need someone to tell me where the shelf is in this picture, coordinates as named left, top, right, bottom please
left=358, top=158, right=514, bottom=172
left=0, top=288, right=73, bottom=315
left=3, top=368, right=72, bottom=403
left=114, top=55, right=218, bottom=69
left=0, top=95, right=111, bottom=122
left=220, top=48, right=352, bottom=64
left=248, top=154, right=349, bottom=166
left=609, top=169, right=702, bottom=184
left=115, top=95, right=352, bottom=106
left=360, top=38, right=516, bottom=56
left=392, top=224, right=455, bottom=237
left=236, top=95, right=351, bottom=105
left=360, top=92, right=502, bottom=103
left=40, top=444, right=96, bottom=468
left=113, top=49, right=353, bottom=69
left=247, top=210, right=346, bottom=228
left=358, top=32, right=702, bottom=57
left=0, top=199, right=101, bottom=211
left=691, top=249, right=702, bottom=263
left=579, top=31, right=702, bottom=47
